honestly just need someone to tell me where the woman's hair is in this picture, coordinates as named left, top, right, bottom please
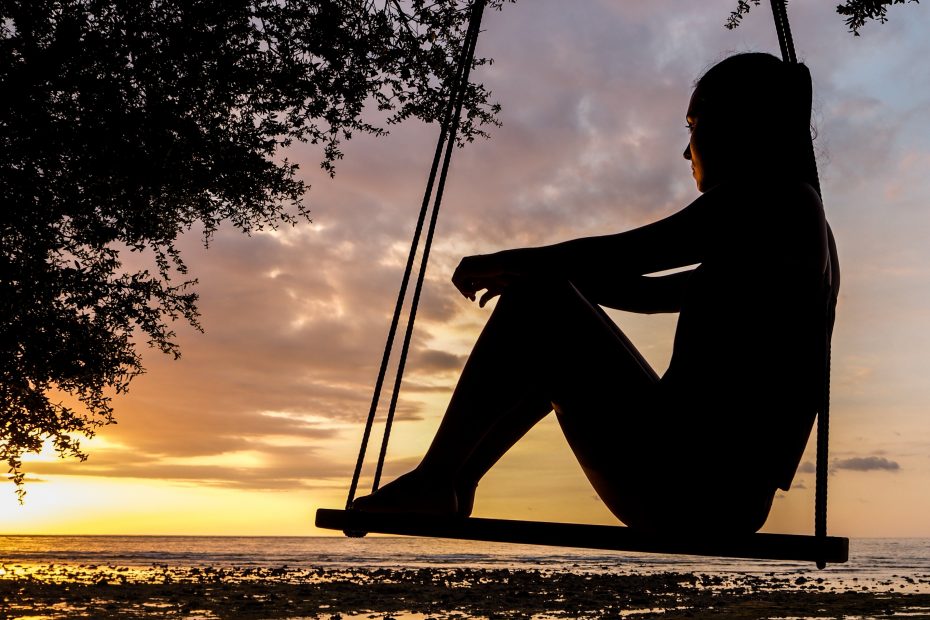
left=693, top=52, right=819, bottom=194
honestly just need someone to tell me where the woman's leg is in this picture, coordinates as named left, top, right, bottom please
left=353, top=278, right=663, bottom=516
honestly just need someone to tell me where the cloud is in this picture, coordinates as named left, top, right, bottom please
left=834, top=456, right=901, bottom=472
left=28, top=443, right=352, bottom=490
left=5, top=476, right=47, bottom=484
left=411, top=349, right=467, bottom=373
left=797, top=461, right=816, bottom=474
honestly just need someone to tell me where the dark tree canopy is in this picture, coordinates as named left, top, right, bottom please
left=0, top=0, right=919, bottom=499
left=0, top=0, right=506, bottom=498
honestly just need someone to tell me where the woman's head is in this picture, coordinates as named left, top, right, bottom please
left=684, top=52, right=815, bottom=192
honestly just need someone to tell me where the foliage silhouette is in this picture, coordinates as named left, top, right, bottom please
left=727, top=0, right=919, bottom=33
left=0, top=0, right=507, bottom=498
left=0, top=0, right=918, bottom=499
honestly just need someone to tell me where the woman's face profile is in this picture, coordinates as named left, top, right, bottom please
left=683, top=86, right=714, bottom=193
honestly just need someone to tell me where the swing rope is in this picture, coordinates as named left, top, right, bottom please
left=345, top=0, right=487, bottom=509
left=770, top=0, right=798, bottom=64
left=769, top=0, right=833, bottom=569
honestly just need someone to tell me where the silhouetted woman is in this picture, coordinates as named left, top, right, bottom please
left=354, top=52, right=839, bottom=534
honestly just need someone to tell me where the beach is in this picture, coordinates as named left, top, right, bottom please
left=2, top=536, right=929, bottom=618
left=3, top=563, right=930, bottom=618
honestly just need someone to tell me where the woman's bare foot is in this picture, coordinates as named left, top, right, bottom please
left=352, top=469, right=459, bottom=515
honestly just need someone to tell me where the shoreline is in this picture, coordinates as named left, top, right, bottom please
left=3, top=564, right=930, bottom=619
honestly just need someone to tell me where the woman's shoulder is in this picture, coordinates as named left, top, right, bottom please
left=706, top=177, right=825, bottom=228
left=711, top=177, right=821, bottom=205
left=691, top=179, right=828, bottom=268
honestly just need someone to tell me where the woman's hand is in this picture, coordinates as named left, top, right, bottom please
left=452, top=253, right=520, bottom=307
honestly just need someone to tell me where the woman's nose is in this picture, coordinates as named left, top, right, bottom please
left=683, top=144, right=692, bottom=160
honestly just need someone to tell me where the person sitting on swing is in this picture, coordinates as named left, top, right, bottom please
left=353, top=52, right=839, bottom=534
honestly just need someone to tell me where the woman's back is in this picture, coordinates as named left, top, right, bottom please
left=662, top=179, right=835, bottom=491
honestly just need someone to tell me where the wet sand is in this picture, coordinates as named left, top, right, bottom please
left=2, top=563, right=929, bottom=619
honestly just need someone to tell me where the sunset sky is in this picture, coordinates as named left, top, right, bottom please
left=3, top=0, right=929, bottom=537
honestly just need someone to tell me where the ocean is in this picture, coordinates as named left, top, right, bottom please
left=2, top=536, right=929, bottom=618
left=1, top=535, right=927, bottom=578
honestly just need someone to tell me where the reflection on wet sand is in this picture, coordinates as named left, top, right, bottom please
left=2, top=562, right=929, bottom=619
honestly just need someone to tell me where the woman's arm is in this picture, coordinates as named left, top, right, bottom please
left=499, top=204, right=707, bottom=278
left=453, top=188, right=721, bottom=306
left=572, top=270, right=695, bottom=314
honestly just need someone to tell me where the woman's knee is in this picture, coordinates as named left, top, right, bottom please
left=497, top=277, right=590, bottom=317
left=501, top=276, right=572, bottom=299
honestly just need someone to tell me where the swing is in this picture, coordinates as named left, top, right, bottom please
left=315, top=0, right=849, bottom=568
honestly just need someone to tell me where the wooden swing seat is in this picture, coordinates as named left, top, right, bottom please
left=315, top=508, right=848, bottom=563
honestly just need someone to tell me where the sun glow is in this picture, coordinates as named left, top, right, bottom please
left=0, top=475, right=343, bottom=536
